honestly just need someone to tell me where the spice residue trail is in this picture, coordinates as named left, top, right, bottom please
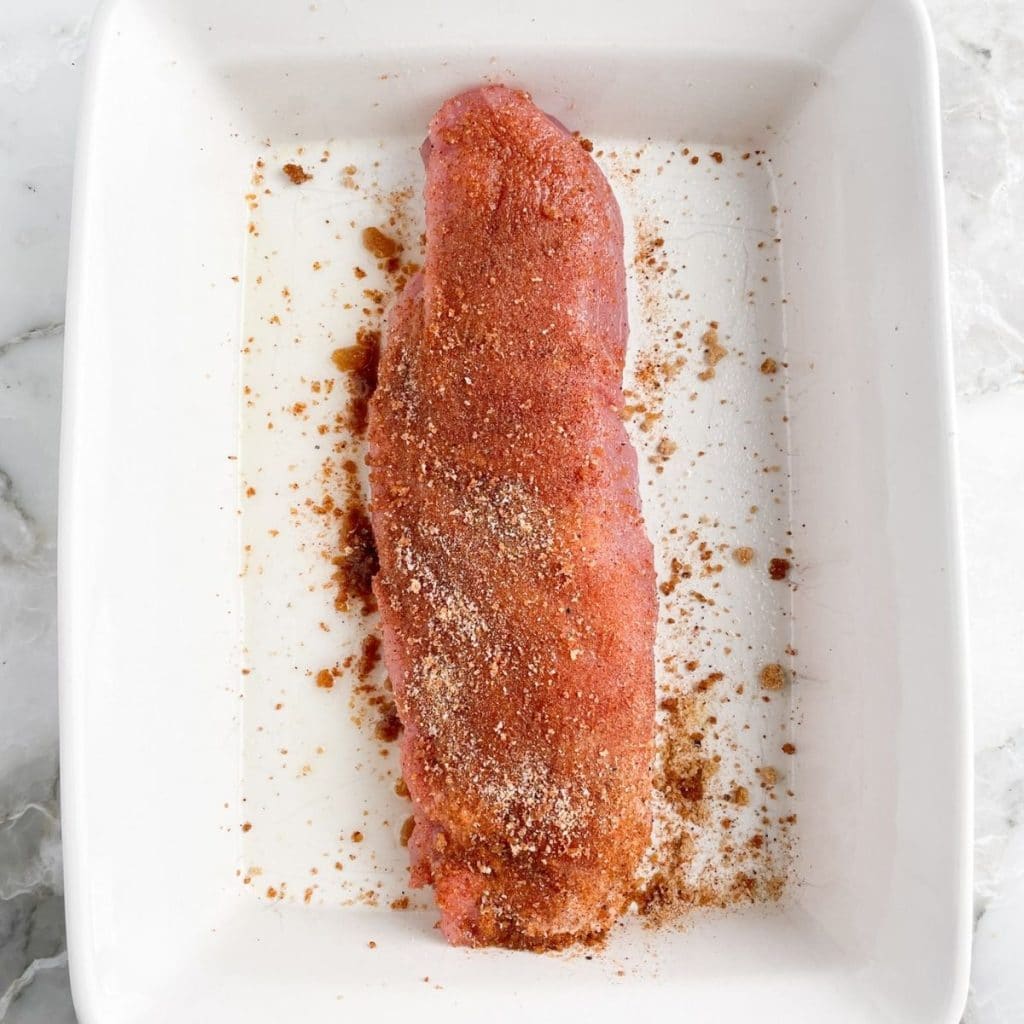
left=600, top=139, right=798, bottom=920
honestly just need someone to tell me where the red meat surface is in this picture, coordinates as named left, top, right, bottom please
left=368, top=85, right=656, bottom=949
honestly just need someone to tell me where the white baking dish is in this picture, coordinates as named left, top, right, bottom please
left=59, top=0, right=971, bottom=1021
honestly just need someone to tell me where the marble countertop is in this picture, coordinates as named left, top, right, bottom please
left=1, top=0, right=1021, bottom=1020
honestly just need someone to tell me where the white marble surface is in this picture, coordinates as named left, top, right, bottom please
left=0, top=1, right=1021, bottom=1020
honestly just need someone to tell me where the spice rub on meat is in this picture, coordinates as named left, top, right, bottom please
left=368, top=86, right=656, bottom=949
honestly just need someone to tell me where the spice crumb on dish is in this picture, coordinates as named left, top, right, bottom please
left=282, top=162, right=312, bottom=185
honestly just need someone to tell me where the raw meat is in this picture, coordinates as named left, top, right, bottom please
left=368, top=85, right=655, bottom=949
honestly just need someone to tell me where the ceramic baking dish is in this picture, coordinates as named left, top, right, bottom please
left=59, top=0, right=971, bottom=1020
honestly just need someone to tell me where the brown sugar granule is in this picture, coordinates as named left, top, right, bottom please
left=768, top=557, right=791, bottom=581
left=332, top=504, right=378, bottom=615
left=241, top=822, right=252, bottom=833
left=282, top=163, right=312, bottom=185
left=757, top=766, right=779, bottom=786
left=657, top=690, right=716, bottom=821
left=658, top=437, right=677, bottom=455
left=730, top=873, right=757, bottom=902
left=315, top=668, right=335, bottom=690
left=579, top=137, right=594, bottom=152
left=710, top=151, right=724, bottom=163
left=633, top=230, right=666, bottom=269
left=702, top=325, right=727, bottom=371
left=266, top=886, right=278, bottom=899
left=356, top=634, right=381, bottom=681
left=760, top=357, right=778, bottom=375
left=351, top=830, right=364, bottom=843
left=374, top=704, right=402, bottom=743
left=731, top=786, right=750, bottom=806
left=304, top=888, right=314, bottom=904
left=331, top=326, right=381, bottom=437
left=368, top=940, right=377, bottom=949
left=782, top=743, right=797, bottom=755
left=760, top=663, right=787, bottom=691
left=675, top=765, right=706, bottom=802
left=732, top=546, right=755, bottom=565
left=390, top=896, right=410, bottom=910
left=361, top=226, right=401, bottom=259
left=399, top=816, right=415, bottom=847
left=659, top=556, right=687, bottom=596
left=394, top=777, right=410, bottom=798
left=695, top=671, right=723, bottom=692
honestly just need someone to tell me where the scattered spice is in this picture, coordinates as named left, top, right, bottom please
left=649, top=436, right=678, bottom=470
left=732, top=546, right=755, bottom=565
left=282, top=163, right=312, bottom=185
left=332, top=505, right=378, bottom=615
left=374, top=704, right=402, bottom=743
left=659, top=557, right=688, bottom=596
left=760, top=357, right=778, bottom=375
left=697, top=324, right=727, bottom=381
left=362, top=226, right=401, bottom=259
left=357, top=634, right=382, bottom=681
left=400, top=816, right=415, bottom=847
left=331, top=326, right=381, bottom=436
left=768, top=557, right=791, bottom=581
left=760, top=663, right=787, bottom=691
left=240, top=136, right=798, bottom=935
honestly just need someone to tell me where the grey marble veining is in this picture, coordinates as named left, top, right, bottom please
left=1, top=321, right=65, bottom=1020
left=931, top=4, right=1024, bottom=1022
left=1, top=1, right=1022, bottom=1020
left=931, top=0, right=1024, bottom=401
